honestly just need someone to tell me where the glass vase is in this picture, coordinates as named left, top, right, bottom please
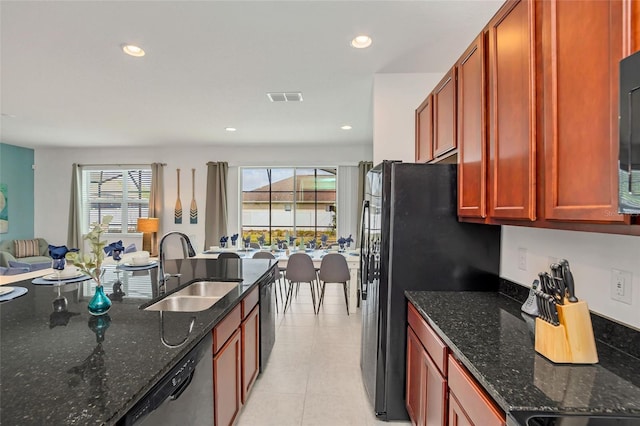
left=88, top=285, right=112, bottom=316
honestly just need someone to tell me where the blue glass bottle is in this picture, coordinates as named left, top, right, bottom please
left=88, top=285, right=112, bottom=316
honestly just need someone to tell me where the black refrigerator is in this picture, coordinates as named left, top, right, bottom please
left=359, top=161, right=501, bottom=420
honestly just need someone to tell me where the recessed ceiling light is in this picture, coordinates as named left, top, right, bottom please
left=225, top=127, right=237, bottom=132
left=351, top=35, right=372, bottom=49
left=341, top=125, right=353, bottom=130
left=122, top=44, right=145, bottom=57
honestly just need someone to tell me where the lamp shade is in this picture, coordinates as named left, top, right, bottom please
left=137, top=218, right=159, bottom=233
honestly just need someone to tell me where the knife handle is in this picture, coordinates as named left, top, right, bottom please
left=560, top=259, right=578, bottom=302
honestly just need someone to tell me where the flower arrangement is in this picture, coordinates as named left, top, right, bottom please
left=65, top=215, right=112, bottom=287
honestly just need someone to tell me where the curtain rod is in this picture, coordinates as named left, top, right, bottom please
left=77, top=163, right=167, bottom=167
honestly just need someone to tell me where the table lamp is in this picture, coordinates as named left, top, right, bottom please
left=137, top=218, right=159, bottom=256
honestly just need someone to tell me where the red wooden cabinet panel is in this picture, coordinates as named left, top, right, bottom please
left=541, top=0, right=630, bottom=223
left=448, top=394, right=473, bottom=426
left=488, top=0, right=537, bottom=221
left=416, top=95, right=434, bottom=162
left=448, top=355, right=505, bottom=426
left=457, top=34, right=488, bottom=218
left=214, top=329, right=242, bottom=426
left=433, top=68, right=457, bottom=158
left=406, top=327, right=427, bottom=426
left=407, top=303, right=448, bottom=375
left=241, top=305, right=260, bottom=403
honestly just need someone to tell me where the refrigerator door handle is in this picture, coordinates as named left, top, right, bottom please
left=360, top=200, right=370, bottom=301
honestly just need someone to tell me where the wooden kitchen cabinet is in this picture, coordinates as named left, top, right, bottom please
left=448, top=355, right=505, bottom=426
left=487, top=0, right=536, bottom=221
left=240, top=287, right=260, bottom=404
left=214, top=329, right=242, bottom=426
left=448, top=394, right=473, bottom=426
left=540, top=0, right=630, bottom=223
left=457, top=34, right=487, bottom=219
left=406, top=303, right=447, bottom=426
left=212, top=285, right=261, bottom=426
left=433, top=68, right=457, bottom=159
left=416, top=94, right=434, bottom=162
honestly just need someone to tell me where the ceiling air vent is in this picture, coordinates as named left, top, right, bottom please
left=267, top=92, right=303, bottom=102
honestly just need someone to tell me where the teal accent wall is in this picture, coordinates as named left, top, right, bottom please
left=0, top=143, right=35, bottom=240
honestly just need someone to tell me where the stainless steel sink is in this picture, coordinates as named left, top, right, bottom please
left=173, top=281, right=239, bottom=298
left=144, top=281, right=240, bottom=312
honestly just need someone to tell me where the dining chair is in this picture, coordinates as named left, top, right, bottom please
left=249, top=243, right=260, bottom=249
left=217, top=252, right=240, bottom=260
left=253, top=251, right=284, bottom=312
left=317, top=253, right=350, bottom=315
left=283, top=253, right=318, bottom=313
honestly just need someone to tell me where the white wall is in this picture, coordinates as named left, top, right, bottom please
left=372, top=73, right=443, bottom=164
left=501, top=226, right=640, bottom=329
left=34, top=143, right=371, bottom=251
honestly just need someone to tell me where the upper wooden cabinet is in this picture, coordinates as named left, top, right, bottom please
left=540, top=0, right=630, bottom=223
left=416, top=95, right=434, bottom=162
left=433, top=68, right=458, bottom=158
left=457, top=34, right=487, bottom=219
left=487, top=0, right=537, bottom=221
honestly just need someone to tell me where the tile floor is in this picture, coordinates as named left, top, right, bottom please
left=237, top=282, right=411, bottom=426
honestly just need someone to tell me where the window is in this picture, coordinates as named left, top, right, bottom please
left=241, top=167, right=336, bottom=244
left=81, top=167, right=151, bottom=233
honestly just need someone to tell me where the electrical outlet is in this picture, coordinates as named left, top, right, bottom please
left=611, top=269, right=633, bottom=305
left=518, top=247, right=527, bottom=271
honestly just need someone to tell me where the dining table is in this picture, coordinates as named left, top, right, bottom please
left=195, top=247, right=361, bottom=312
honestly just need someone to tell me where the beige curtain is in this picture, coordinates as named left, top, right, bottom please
left=67, top=164, right=83, bottom=249
left=149, top=163, right=165, bottom=254
left=204, top=162, right=228, bottom=248
left=356, top=161, right=373, bottom=246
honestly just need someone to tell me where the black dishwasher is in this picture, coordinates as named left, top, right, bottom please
left=118, top=333, right=214, bottom=426
left=259, top=265, right=277, bottom=372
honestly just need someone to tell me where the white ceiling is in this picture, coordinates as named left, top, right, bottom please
left=0, top=0, right=504, bottom=149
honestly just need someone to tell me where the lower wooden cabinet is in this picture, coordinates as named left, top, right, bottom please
left=213, top=286, right=261, bottom=426
left=214, top=329, right=242, bottom=426
left=241, top=305, right=260, bottom=403
left=448, top=394, right=473, bottom=426
left=406, top=302, right=505, bottom=426
left=448, top=355, right=505, bottom=426
left=406, top=304, right=447, bottom=426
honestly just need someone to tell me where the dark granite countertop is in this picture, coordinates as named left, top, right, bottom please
left=405, top=291, right=640, bottom=424
left=0, top=258, right=276, bottom=425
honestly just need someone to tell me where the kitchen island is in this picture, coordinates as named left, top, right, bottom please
left=406, top=289, right=640, bottom=425
left=0, top=257, right=277, bottom=425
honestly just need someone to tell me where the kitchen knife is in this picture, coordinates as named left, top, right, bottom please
left=548, top=297, right=560, bottom=326
left=538, top=272, right=548, bottom=294
left=559, top=259, right=578, bottom=302
left=547, top=273, right=565, bottom=305
left=550, top=263, right=567, bottom=303
left=535, top=290, right=549, bottom=322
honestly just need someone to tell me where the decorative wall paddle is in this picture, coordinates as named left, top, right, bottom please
left=175, top=168, right=182, bottom=224
left=190, top=168, right=198, bottom=224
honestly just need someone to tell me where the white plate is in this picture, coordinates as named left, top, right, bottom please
left=123, top=260, right=157, bottom=267
left=42, top=272, right=84, bottom=281
left=0, top=286, right=15, bottom=296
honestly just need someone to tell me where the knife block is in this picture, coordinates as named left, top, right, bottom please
left=534, top=300, right=598, bottom=364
